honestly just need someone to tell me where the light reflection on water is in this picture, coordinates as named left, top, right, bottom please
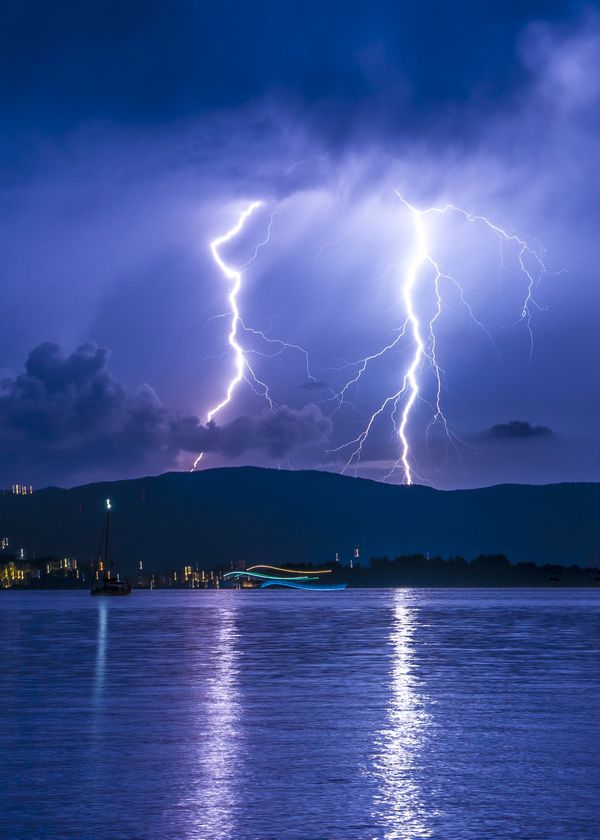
left=0, top=589, right=599, bottom=840
left=93, top=601, right=107, bottom=713
left=185, top=601, right=241, bottom=840
left=370, top=593, right=434, bottom=838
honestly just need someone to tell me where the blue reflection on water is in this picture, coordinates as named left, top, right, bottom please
left=0, top=589, right=599, bottom=839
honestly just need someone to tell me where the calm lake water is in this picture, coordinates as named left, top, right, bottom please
left=1, top=589, right=599, bottom=840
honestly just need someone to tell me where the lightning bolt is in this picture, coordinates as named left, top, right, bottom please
left=192, top=201, right=317, bottom=470
left=192, top=200, right=263, bottom=469
left=206, top=201, right=263, bottom=420
left=194, top=191, right=549, bottom=484
left=331, top=191, right=550, bottom=485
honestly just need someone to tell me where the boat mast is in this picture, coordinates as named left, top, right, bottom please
left=104, top=499, right=111, bottom=579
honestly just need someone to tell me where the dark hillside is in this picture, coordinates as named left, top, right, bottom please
left=1, top=468, right=599, bottom=576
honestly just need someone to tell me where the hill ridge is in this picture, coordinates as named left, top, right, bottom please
left=1, top=467, right=598, bottom=573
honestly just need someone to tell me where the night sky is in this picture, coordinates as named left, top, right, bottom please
left=1, top=1, right=599, bottom=489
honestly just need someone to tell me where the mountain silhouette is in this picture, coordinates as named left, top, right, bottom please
left=1, top=468, right=599, bottom=575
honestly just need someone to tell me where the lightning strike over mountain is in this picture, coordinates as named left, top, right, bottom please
left=191, top=201, right=263, bottom=469
left=331, top=191, right=549, bottom=485
left=192, top=200, right=316, bottom=470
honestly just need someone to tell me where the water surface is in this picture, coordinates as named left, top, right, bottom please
left=1, top=589, right=598, bottom=839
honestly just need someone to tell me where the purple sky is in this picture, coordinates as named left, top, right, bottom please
left=1, top=2, right=599, bottom=488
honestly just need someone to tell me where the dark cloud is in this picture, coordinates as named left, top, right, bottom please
left=0, top=343, right=332, bottom=484
left=0, top=0, right=583, bottom=139
left=488, top=420, right=554, bottom=439
left=1, top=342, right=128, bottom=444
left=173, top=404, right=332, bottom=459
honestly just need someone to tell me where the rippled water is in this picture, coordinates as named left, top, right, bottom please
left=1, top=589, right=599, bottom=839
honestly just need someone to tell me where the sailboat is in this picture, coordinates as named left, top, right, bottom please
left=91, top=499, right=131, bottom=596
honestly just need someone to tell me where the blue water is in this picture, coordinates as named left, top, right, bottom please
left=1, top=589, right=598, bottom=839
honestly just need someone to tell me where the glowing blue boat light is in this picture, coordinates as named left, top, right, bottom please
left=260, top=580, right=348, bottom=591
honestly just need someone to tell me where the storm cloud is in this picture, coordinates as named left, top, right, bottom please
left=489, top=420, right=554, bottom=439
left=1, top=4, right=599, bottom=488
left=0, top=1, right=578, bottom=138
left=0, top=343, right=332, bottom=485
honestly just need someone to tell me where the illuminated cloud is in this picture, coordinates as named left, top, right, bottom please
left=1, top=6, right=599, bottom=487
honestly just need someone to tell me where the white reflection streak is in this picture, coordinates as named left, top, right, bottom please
left=372, top=593, right=432, bottom=839
left=188, top=602, right=241, bottom=840
left=84, top=603, right=108, bottom=795
left=92, top=603, right=107, bottom=718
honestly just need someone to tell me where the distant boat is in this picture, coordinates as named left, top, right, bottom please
left=91, top=499, right=131, bottom=596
